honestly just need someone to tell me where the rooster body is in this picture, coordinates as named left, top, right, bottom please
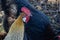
left=4, top=13, right=24, bottom=40
left=16, top=0, right=54, bottom=40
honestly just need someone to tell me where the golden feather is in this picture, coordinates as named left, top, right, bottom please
left=4, top=13, right=24, bottom=40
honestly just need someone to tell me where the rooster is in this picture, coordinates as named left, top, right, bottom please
left=4, top=13, right=25, bottom=40
left=3, top=0, right=54, bottom=40
left=15, top=0, right=54, bottom=40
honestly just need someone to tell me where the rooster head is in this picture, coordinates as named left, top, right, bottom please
left=21, top=7, right=32, bottom=23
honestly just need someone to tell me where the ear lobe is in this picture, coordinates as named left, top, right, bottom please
left=22, top=17, right=26, bottom=22
left=22, top=16, right=30, bottom=23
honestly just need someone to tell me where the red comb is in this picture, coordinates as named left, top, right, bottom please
left=21, top=7, right=31, bottom=16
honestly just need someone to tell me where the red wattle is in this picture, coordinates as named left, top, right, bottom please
left=26, top=16, right=30, bottom=23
